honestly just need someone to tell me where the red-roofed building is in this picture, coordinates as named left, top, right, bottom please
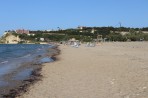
left=16, top=29, right=29, bottom=34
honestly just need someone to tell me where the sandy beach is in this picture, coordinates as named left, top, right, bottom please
left=18, top=42, right=148, bottom=98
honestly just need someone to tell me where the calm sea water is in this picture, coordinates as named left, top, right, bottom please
left=0, top=44, right=55, bottom=87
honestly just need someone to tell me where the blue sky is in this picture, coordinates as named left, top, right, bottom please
left=0, top=0, right=148, bottom=35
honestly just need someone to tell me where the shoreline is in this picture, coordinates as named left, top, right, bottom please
left=1, top=45, right=60, bottom=98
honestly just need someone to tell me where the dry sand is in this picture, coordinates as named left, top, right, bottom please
left=18, top=42, right=148, bottom=98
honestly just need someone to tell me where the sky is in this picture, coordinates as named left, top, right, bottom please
left=0, top=0, right=148, bottom=35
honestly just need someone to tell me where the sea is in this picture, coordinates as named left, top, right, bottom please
left=0, top=44, right=57, bottom=97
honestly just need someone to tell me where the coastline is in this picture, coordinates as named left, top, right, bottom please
left=1, top=44, right=60, bottom=98
left=18, top=42, right=148, bottom=98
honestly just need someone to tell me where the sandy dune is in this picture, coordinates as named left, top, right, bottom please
left=18, top=42, right=148, bottom=98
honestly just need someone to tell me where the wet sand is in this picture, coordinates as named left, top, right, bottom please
left=18, top=42, right=148, bottom=98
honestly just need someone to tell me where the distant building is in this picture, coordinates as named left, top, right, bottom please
left=16, top=29, right=29, bottom=34
left=40, top=38, right=45, bottom=41
left=91, top=28, right=95, bottom=34
left=78, top=26, right=85, bottom=30
left=27, top=33, right=35, bottom=36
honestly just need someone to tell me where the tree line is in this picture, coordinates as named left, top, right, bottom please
left=8, top=27, right=148, bottom=42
